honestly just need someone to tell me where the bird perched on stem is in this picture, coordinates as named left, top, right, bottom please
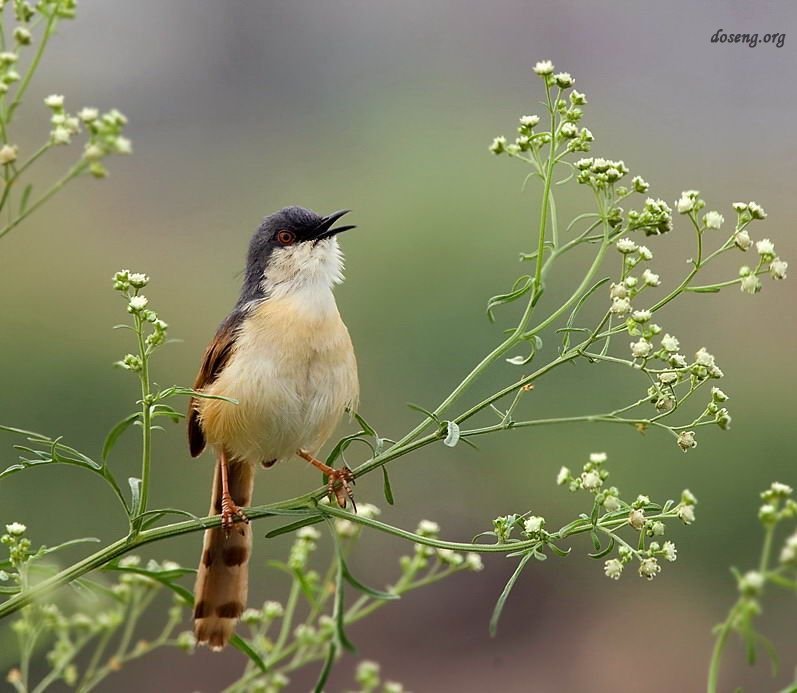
left=187, top=206, right=359, bottom=650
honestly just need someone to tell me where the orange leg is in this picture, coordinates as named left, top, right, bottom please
left=219, top=451, right=248, bottom=534
left=296, top=449, right=356, bottom=511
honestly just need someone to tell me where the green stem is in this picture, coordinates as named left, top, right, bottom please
left=132, top=311, right=153, bottom=531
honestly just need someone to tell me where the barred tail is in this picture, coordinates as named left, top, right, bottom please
left=193, top=456, right=254, bottom=650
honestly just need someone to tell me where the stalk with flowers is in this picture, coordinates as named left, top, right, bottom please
left=0, top=43, right=793, bottom=693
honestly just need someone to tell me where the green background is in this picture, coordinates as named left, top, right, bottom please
left=1, top=1, right=795, bottom=691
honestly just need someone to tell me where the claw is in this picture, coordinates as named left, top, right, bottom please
left=220, top=492, right=248, bottom=537
left=327, top=465, right=357, bottom=512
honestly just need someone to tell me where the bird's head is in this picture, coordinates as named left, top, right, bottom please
left=243, top=206, right=356, bottom=300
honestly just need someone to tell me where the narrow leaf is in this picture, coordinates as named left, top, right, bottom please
left=313, top=643, right=338, bottom=693
left=489, top=552, right=534, bottom=637
left=230, top=634, right=268, bottom=673
left=102, top=413, right=140, bottom=461
left=382, top=467, right=395, bottom=505
left=19, top=184, right=33, bottom=215
left=341, top=557, right=399, bottom=601
left=265, top=516, right=323, bottom=539
left=128, top=477, right=142, bottom=514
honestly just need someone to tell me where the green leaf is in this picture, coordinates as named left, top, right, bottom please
left=588, top=536, right=615, bottom=559
left=382, top=467, right=395, bottom=505
left=102, top=412, right=140, bottom=461
left=341, top=556, right=399, bottom=601
left=265, top=516, right=323, bottom=539
left=486, top=275, right=532, bottom=323
left=406, top=402, right=441, bottom=424
left=352, top=411, right=377, bottom=438
left=333, top=549, right=356, bottom=653
left=39, top=537, right=101, bottom=558
left=691, top=285, right=722, bottom=293
left=561, top=277, right=611, bottom=351
left=156, top=386, right=238, bottom=404
left=489, top=552, right=534, bottom=637
left=230, top=634, right=268, bottom=674
left=106, top=564, right=196, bottom=604
left=443, top=421, right=460, bottom=447
left=150, top=404, right=185, bottom=422
left=313, top=642, right=338, bottom=693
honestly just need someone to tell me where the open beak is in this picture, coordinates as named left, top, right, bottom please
left=314, top=209, right=356, bottom=241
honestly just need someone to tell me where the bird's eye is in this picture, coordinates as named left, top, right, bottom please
left=276, top=230, right=296, bottom=246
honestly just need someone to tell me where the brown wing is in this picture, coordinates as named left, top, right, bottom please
left=188, top=312, right=243, bottom=457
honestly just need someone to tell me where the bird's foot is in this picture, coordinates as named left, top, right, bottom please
left=220, top=492, right=248, bottom=536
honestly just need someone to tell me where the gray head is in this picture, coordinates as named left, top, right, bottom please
left=239, top=206, right=355, bottom=305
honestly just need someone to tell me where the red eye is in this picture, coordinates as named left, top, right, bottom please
left=276, top=230, right=296, bottom=246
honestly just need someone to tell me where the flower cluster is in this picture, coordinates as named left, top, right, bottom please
left=112, top=270, right=169, bottom=371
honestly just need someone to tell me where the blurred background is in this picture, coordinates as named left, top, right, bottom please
left=1, top=1, right=795, bottom=691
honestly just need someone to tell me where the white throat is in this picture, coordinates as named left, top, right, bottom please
left=260, top=237, right=344, bottom=303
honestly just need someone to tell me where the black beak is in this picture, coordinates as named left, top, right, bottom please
left=314, top=209, right=356, bottom=241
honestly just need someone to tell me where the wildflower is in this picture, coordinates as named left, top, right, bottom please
left=610, top=297, right=631, bottom=315
left=632, top=309, right=651, bottom=323
left=660, top=334, right=679, bottom=352
left=5, top=523, right=26, bottom=536
left=681, top=489, right=697, bottom=505
left=756, top=238, right=775, bottom=257
left=733, top=229, right=752, bottom=250
left=241, top=608, right=262, bottom=625
left=554, top=72, right=574, bottom=88
left=436, top=548, right=464, bottom=566
left=465, top=553, right=484, bottom=571
left=589, top=452, right=607, bottom=463
left=523, top=515, right=545, bottom=535
left=628, top=508, right=645, bottom=530
left=676, top=430, right=697, bottom=452
left=603, top=495, right=621, bottom=512
left=560, top=122, right=578, bottom=138
left=356, top=660, right=381, bottom=687
left=676, top=194, right=694, bottom=213
left=128, top=272, right=149, bottom=288
left=766, top=482, right=793, bottom=498
left=358, top=503, right=381, bottom=520
left=632, top=175, right=649, bottom=193
left=616, top=237, right=638, bottom=254
left=695, top=348, right=715, bottom=368
left=779, top=532, right=797, bottom=566
left=580, top=470, right=602, bottom=491
left=13, top=27, right=32, bottom=45
left=650, top=521, right=665, bottom=536
left=609, top=282, right=628, bottom=300
left=711, top=387, right=728, bottom=402
left=740, top=274, right=761, bottom=294
left=128, top=295, right=149, bottom=312
left=0, top=144, right=17, bottom=165
left=176, top=631, right=196, bottom=652
left=335, top=519, right=357, bottom=537
left=489, top=136, right=506, bottom=154
left=677, top=504, right=696, bottom=525
left=519, top=114, right=540, bottom=129
left=639, top=557, right=661, bottom=580
left=417, top=520, right=440, bottom=536
left=51, top=127, right=71, bottom=145
left=758, top=503, right=777, bottom=524
left=748, top=201, right=767, bottom=219
left=642, top=268, right=661, bottom=286
left=630, top=338, right=652, bottom=359
left=738, top=570, right=765, bottom=596
left=264, top=601, right=284, bottom=619
left=114, top=137, right=133, bottom=154
left=533, top=60, right=554, bottom=75
left=297, top=526, right=321, bottom=541
left=658, top=371, right=678, bottom=385
left=670, top=353, right=688, bottom=368
left=703, top=211, right=724, bottom=229
left=44, top=94, right=64, bottom=109
left=637, top=246, right=653, bottom=261
left=556, top=466, right=571, bottom=485
left=662, top=541, right=677, bottom=562
left=78, top=107, right=99, bottom=123
left=604, top=559, right=623, bottom=579
left=770, top=258, right=788, bottom=280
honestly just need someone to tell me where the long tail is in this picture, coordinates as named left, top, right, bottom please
left=193, top=456, right=255, bottom=650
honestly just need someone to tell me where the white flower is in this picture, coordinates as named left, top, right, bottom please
left=642, top=269, right=661, bottom=286
left=616, top=237, right=638, bottom=254
left=703, top=211, right=724, bottom=229
left=770, top=258, right=788, bottom=280
left=436, top=548, right=464, bottom=566
left=533, top=60, right=554, bottom=75
left=556, top=466, right=571, bottom=485
left=114, top=137, right=133, bottom=154
left=695, top=347, right=715, bottom=367
left=128, top=295, right=149, bottom=311
left=756, top=238, right=775, bottom=256
left=670, top=353, right=687, bottom=368
left=676, top=430, right=697, bottom=452
left=0, top=144, right=17, bottom=165
left=732, top=202, right=748, bottom=212
left=739, top=570, right=765, bottom=595
left=637, top=245, right=653, bottom=261
left=609, top=282, right=628, bottom=300
left=630, top=338, right=652, bottom=359
left=580, top=470, right=602, bottom=491
left=560, top=122, right=578, bottom=138
left=650, top=521, right=665, bottom=536
left=677, top=504, right=696, bottom=524
left=335, top=519, right=357, bottom=537
left=682, top=489, right=697, bottom=505
left=519, top=114, right=540, bottom=128
left=44, top=94, right=64, bottom=109
left=128, top=273, right=149, bottom=288
left=297, top=526, right=321, bottom=541
left=748, top=201, right=767, bottom=219
left=357, top=503, right=381, bottom=520
left=465, top=552, right=484, bottom=571
left=711, top=387, right=729, bottom=402
left=262, top=601, right=284, bottom=619
left=523, top=515, right=545, bottom=535
left=4, top=522, right=26, bottom=536
left=631, top=309, right=651, bottom=323
left=676, top=194, right=694, bottom=214
left=769, top=482, right=793, bottom=497
left=658, top=371, right=678, bottom=384
left=780, top=532, right=797, bottom=565
left=662, top=541, right=677, bottom=562
left=51, top=127, right=71, bottom=145
left=417, top=520, right=440, bottom=536
left=489, top=136, right=507, bottom=154
left=733, top=230, right=752, bottom=250
left=553, top=72, right=574, bottom=88
left=632, top=175, right=649, bottom=193
left=604, top=559, right=623, bottom=580
left=78, top=107, right=99, bottom=123
left=740, top=274, right=762, bottom=294
left=660, top=334, right=680, bottom=352
left=628, top=508, right=645, bottom=530
left=638, top=557, right=661, bottom=580
left=603, top=495, right=621, bottom=512
left=610, top=297, right=631, bottom=315
left=589, top=452, right=607, bottom=463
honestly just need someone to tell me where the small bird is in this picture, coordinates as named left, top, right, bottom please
left=188, top=206, right=359, bottom=650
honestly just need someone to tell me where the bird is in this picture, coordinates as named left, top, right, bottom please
left=187, top=206, right=360, bottom=650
